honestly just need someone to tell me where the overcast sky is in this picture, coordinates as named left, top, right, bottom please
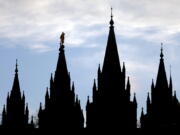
left=0, top=0, right=180, bottom=119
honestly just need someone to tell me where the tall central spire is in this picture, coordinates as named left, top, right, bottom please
left=102, top=8, right=121, bottom=73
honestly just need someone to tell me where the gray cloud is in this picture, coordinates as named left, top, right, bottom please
left=1, top=0, right=180, bottom=51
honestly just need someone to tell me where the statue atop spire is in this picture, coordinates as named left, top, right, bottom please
left=59, top=32, right=65, bottom=51
left=60, top=32, right=65, bottom=45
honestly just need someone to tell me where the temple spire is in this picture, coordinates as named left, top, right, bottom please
left=87, top=96, right=90, bottom=107
left=133, top=93, right=137, bottom=105
left=102, top=8, right=121, bottom=73
left=127, top=76, right=130, bottom=88
left=151, top=79, right=155, bottom=90
left=147, top=92, right=150, bottom=102
left=55, top=32, right=68, bottom=82
left=141, top=107, right=144, bottom=116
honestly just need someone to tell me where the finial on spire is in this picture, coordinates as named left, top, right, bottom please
left=160, top=43, right=164, bottom=59
left=15, top=59, right=18, bottom=73
left=111, top=7, right=113, bottom=18
left=170, top=65, right=172, bottom=76
left=110, top=7, right=114, bottom=26
left=59, top=32, right=65, bottom=51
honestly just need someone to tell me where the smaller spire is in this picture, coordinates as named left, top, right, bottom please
left=133, top=93, right=137, bottom=104
left=110, top=7, right=114, bottom=26
left=93, top=79, right=97, bottom=101
left=45, top=87, right=49, bottom=98
left=76, top=95, right=78, bottom=103
left=127, top=76, right=130, bottom=89
left=151, top=79, right=154, bottom=89
left=87, top=96, right=90, bottom=104
left=127, top=76, right=130, bottom=85
left=31, top=116, right=34, bottom=125
left=93, top=79, right=96, bottom=89
left=72, top=81, right=75, bottom=92
left=38, top=102, right=42, bottom=117
left=126, top=76, right=131, bottom=101
left=98, top=64, right=101, bottom=73
left=123, top=62, right=125, bottom=68
left=50, top=73, right=53, bottom=88
left=122, top=62, right=126, bottom=72
left=141, top=107, right=144, bottom=116
left=98, top=64, right=101, bottom=72
left=160, top=43, right=164, bottom=59
left=50, top=73, right=53, bottom=81
left=39, top=102, right=42, bottom=111
left=147, top=92, right=150, bottom=103
left=22, top=91, right=25, bottom=101
left=3, top=105, right=6, bottom=112
left=25, top=103, right=29, bottom=114
left=26, top=103, right=28, bottom=108
left=15, top=59, right=18, bottom=73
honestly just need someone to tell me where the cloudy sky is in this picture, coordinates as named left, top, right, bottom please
left=0, top=0, right=180, bottom=119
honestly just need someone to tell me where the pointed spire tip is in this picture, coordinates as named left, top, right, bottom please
left=110, top=7, right=114, bottom=26
left=15, top=59, right=18, bottom=73
left=160, top=43, right=164, bottom=58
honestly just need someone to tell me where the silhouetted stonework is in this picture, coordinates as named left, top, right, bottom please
left=86, top=10, right=137, bottom=129
left=1, top=60, right=34, bottom=129
left=140, top=45, right=180, bottom=129
left=38, top=33, right=84, bottom=129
